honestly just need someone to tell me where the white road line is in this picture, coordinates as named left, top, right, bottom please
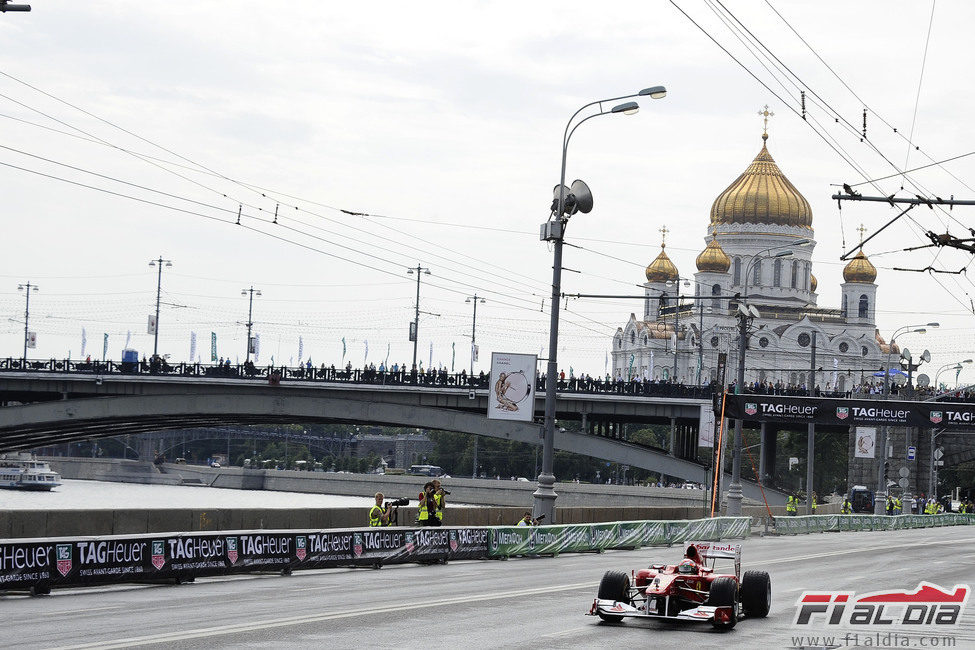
left=37, top=605, right=126, bottom=616
left=51, top=581, right=597, bottom=649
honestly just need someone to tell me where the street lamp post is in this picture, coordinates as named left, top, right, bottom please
left=17, top=282, right=38, bottom=365
left=934, top=359, right=972, bottom=389
left=875, top=322, right=939, bottom=514
left=407, top=264, right=431, bottom=371
left=148, top=257, right=172, bottom=358
left=465, top=294, right=485, bottom=376
left=242, top=286, right=262, bottom=363
left=535, top=85, right=667, bottom=524
left=727, top=243, right=807, bottom=516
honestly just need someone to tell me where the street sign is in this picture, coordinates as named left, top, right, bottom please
left=898, top=467, right=910, bottom=478
left=907, top=446, right=916, bottom=461
left=935, top=460, right=945, bottom=467
left=898, top=478, right=909, bottom=489
left=934, top=447, right=944, bottom=460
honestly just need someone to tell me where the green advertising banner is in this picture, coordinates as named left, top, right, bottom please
left=774, top=513, right=975, bottom=535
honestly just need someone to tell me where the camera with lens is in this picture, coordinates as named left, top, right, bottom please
left=386, top=497, right=410, bottom=508
left=437, top=489, right=451, bottom=495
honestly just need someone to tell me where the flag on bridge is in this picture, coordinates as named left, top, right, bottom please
left=429, top=341, right=433, bottom=369
left=364, top=340, right=369, bottom=363
left=342, top=337, right=346, bottom=362
left=124, top=330, right=131, bottom=349
left=189, top=332, right=197, bottom=363
left=385, top=343, right=390, bottom=365
left=298, top=336, right=304, bottom=362
left=80, top=328, right=87, bottom=358
left=451, top=342, right=455, bottom=372
left=210, top=332, right=217, bottom=362
left=103, top=333, right=109, bottom=361
left=254, top=334, right=261, bottom=362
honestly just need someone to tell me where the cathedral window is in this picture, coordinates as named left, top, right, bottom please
left=752, top=259, right=762, bottom=286
left=841, top=294, right=848, bottom=317
left=711, top=283, right=721, bottom=309
left=798, top=332, right=811, bottom=347
left=858, top=294, right=869, bottom=318
left=773, top=259, right=782, bottom=287
left=630, top=331, right=636, bottom=344
left=733, top=258, right=741, bottom=285
left=790, top=260, right=798, bottom=288
left=839, top=341, right=849, bottom=353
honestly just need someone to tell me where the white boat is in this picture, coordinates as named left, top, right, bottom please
left=0, top=453, right=62, bottom=490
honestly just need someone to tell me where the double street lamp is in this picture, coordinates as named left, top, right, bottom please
left=534, top=85, right=667, bottom=524
left=726, top=241, right=809, bottom=516
left=17, top=282, right=38, bottom=365
left=242, top=286, right=262, bottom=363
left=407, top=264, right=431, bottom=370
left=934, top=359, right=972, bottom=389
left=874, top=322, right=939, bottom=514
left=465, top=294, right=485, bottom=376
left=148, top=257, right=172, bottom=358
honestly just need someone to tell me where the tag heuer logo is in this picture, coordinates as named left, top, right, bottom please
left=744, top=402, right=758, bottom=416
left=930, top=411, right=943, bottom=424
left=151, top=540, right=166, bottom=570
left=226, top=537, right=238, bottom=564
left=405, top=532, right=415, bottom=553
left=56, top=543, right=72, bottom=577
left=295, top=535, right=307, bottom=561
left=353, top=533, right=363, bottom=558
left=836, top=407, right=849, bottom=420
left=449, top=530, right=458, bottom=552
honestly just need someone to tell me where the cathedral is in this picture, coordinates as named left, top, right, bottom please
left=612, top=120, right=893, bottom=391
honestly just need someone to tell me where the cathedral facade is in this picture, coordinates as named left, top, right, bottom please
left=612, top=130, right=893, bottom=390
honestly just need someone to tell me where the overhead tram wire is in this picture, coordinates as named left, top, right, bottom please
left=674, top=0, right=975, bottom=309
left=764, top=1, right=975, bottom=196
left=903, top=0, right=937, bottom=182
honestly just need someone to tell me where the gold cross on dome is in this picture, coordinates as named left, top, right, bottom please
left=758, top=104, right=774, bottom=136
left=857, top=223, right=867, bottom=246
left=659, top=225, right=669, bottom=247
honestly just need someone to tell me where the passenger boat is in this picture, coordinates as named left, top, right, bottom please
left=0, top=453, right=62, bottom=490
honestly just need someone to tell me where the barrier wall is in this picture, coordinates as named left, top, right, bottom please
left=0, top=517, right=750, bottom=593
left=773, top=513, right=975, bottom=535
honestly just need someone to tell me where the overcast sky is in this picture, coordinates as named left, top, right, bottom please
left=1, top=1, right=973, bottom=384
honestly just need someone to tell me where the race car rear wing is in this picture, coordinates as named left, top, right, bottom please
left=686, top=542, right=741, bottom=578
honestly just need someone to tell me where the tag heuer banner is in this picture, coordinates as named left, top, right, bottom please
left=722, top=394, right=975, bottom=429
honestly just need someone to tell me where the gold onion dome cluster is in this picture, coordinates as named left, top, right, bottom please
left=810, top=274, right=818, bottom=292
left=709, top=135, right=813, bottom=230
left=646, top=244, right=679, bottom=283
left=843, top=250, right=877, bottom=284
left=696, top=238, right=731, bottom=273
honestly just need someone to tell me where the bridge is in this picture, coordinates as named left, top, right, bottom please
left=0, top=360, right=786, bottom=503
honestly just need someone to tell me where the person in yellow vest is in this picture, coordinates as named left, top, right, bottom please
left=841, top=497, right=852, bottom=514
left=894, top=496, right=902, bottom=514
left=516, top=511, right=534, bottom=526
left=786, top=495, right=797, bottom=516
left=418, top=481, right=440, bottom=526
left=433, top=479, right=447, bottom=524
left=369, top=492, right=390, bottom=527
left=811, top=493, right=818, bottom=514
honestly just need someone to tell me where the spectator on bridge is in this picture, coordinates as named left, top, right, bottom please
left=369, top=492, right=391, bottom=527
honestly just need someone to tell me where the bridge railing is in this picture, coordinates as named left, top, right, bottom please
left=0, top=357, right=716, bottom=400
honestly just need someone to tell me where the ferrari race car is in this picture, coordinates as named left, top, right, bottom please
left=586, top=541, right=770, bottom=630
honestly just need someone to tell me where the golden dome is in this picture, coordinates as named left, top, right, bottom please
left=710, top=135, right=813, bottom=230
left=696, top=238, right=731, bottom=273
left=646, top=244, right=679, bottom=283
left=810, top=273, right=818, bottom=292
left=843, top=250, right=876, bottom=283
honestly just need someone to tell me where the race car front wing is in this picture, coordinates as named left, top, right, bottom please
left=587, top=598, right=733, bottom=624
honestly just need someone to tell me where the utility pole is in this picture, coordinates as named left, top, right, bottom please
left=241, top=286, right=262, bottom=363
left=465, top=294, right=485, bottom=375
left=407, top=265, right=431, bottom=370
left=148, top=257, right=172, bottom=358
left=806, top=331, right=816, bottom=514
left=17, top=282, right=38, bottom=365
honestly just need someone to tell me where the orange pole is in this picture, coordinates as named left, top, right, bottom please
left=710, top=391, right=728, bottom=518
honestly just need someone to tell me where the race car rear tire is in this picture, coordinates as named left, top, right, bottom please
left=741, top=570, right=771, bottom=618
left=706, top=576, right=738, bottom=629
left=596, top=570, right=630, bottom=622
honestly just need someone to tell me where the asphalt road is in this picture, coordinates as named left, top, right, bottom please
left=5, top=526, right=975, bottom=649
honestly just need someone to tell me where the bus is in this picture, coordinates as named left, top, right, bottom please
left=407, top=464, right=445, bottom=477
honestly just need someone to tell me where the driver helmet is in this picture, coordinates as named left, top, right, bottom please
left=678, top=559, right=698, bottom=575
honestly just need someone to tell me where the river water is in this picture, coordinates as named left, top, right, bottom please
left=0, top=479, right=375, bottom=510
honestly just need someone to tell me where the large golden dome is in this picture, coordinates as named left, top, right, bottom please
left=843, top=250, right=877, bottom=283
left=710, top=135, right=813, bottom=230
left=696, top=238, right=731, bottom=273
left=646, top=244, right=679, bottom=283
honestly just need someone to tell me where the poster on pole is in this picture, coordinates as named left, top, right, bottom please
left=699, top=404, right=715, bottom=447
left=147, top=315, right=157, bottom=335
left=855, top=427, right=876, bottom=458
left=487, top=352, right=536, bottom=422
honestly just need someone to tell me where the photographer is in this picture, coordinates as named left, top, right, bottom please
left=418, top=482, right=441, bottom=527
left=369, top=492, right=391, bottom=527
left=432, top=479, right=448, bottom=524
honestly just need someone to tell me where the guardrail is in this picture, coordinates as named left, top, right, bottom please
left=0, top=517, right=749, bottom=594
left=0, top=357, right=714, bottom=399
left=771, top=513, right=975, bottom=535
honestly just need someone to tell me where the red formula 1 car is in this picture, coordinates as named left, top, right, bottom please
left=587, top=541, right=770, bottom=630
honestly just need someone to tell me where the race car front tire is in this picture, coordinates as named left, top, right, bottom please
left=596, top=570, right=630, bottom=622
left=706, top=576, right=738, bottom=629
left=741, top=570, right=771, bottom=618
